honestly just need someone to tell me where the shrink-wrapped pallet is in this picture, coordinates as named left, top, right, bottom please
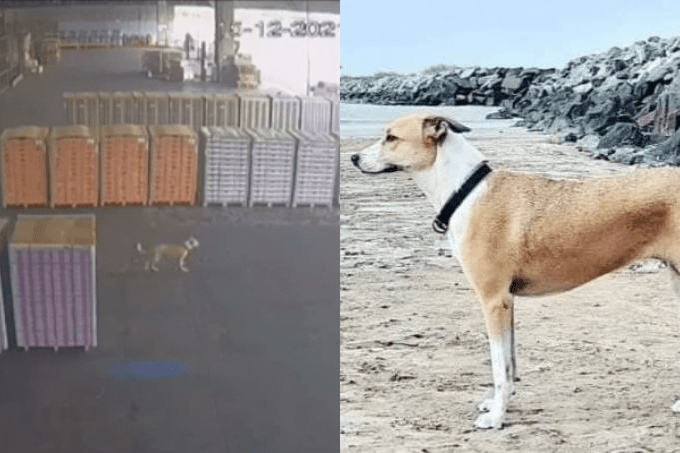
left=99, top=125, right=149, bottom=206
left=9, top=214, right=97, bottom=351
left=148, top=125, right=198, bottom=206
left=238, top=92, right=270, bottom=129
left=289, top=130, right=338, bottom=208
left=300, top=96, right=331, bottom=133
left=49, top=126, right=99, bottom=207
left=199, top=126, right=251, bottom=206
left=244, top=128, right=295, bottom=207
left=269, top=93, right=301, bottom=131
left=1, top=126, right=50, bottom=208
left=0, top=218, right=10, bottom=351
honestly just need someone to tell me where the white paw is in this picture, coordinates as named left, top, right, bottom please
left=477, top=398, right=494, bottom=412
left=672, top=400, right=680, bottom=413
left=151, top=266, right=159, bottom=272
left=474, top=410, right=504, bottom=429
left=181, top=267, right=189, bottom=272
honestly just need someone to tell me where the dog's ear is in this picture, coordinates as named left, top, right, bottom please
left=423, top=116, right=471, bottom=145
left=445, top=117, right=472, bottom=134
left=423, top=117, right=448, bottom=146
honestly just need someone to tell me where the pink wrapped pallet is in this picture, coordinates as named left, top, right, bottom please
left=9, top=214, right=97, bottom=351
left=0, top=218, right=10, bottom=351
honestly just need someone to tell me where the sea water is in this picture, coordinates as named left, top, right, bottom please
left=340, top=103, right=519, bottom=138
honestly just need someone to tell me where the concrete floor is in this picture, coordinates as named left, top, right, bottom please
left=0, top=48, right=339, bottom=452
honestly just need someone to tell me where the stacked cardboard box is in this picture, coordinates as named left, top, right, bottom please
left=49, top=126, right=99, bottom=207
left=1, top=126, right=50, bottom=207
left=99, top=125, right=149, bottom=206
left=9, top=214, right=97, bottom=351
left=148, top=125, right=198, bottom=205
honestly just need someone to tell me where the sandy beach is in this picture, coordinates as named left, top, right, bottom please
left=340, top=126, right=680, bottom=452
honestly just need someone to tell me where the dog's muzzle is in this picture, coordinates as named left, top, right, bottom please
left=351, top=154, right=400, bottom=174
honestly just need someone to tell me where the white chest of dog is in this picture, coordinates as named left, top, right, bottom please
left=351, top=112, right=680, bottom=429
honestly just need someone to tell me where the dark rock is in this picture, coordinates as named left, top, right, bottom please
left=576, top=134, right=600, bottom=151
left=609, top=146, right=645, bottom=165
left=643, top=130, right=680, bottom=165
left=597, top=122, right=646, bottom=149
left=501, top=74, right=531, bottom=93
left=460, top=67, right=477, bottom=79
left=486, top=109, right=514, bottom=120
left=558, top=130, right=580, bottom=143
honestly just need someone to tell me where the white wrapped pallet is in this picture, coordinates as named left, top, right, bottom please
left=215, top=93, right=240, bottom=128
left=63, top=92, right=76, bottom=124
left=238, top=92, right=270, bottom=129
left=331, top=100, right=340, bottom=136
left=98, top=92, right=112, bottom=126
left=110, top=91, right=129, bottom=125
left=244, top=128, right=295, bottom=207
left=144, top=92, right=170, bottom=126
left=269, top=93, right=301, bottom=131
left=199, top=126, right=251, bottom=207
left=74, top=92, right=99, bottom=126
left=289, top=130, right=338, bottom=208
left=300, top=96, right=331, bottom=133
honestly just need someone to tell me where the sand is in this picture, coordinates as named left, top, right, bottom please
left=340, top=127, right=680, bottom=452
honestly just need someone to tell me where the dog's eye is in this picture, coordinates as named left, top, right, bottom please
left=385, top=134, right=398, bottom=142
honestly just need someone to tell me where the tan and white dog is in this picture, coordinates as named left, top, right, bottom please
left=136, top=236, right=200, bottom=272
left=351, top=112, right=680, bottom=429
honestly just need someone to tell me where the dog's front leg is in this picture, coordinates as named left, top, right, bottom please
left=475, top=293, right=515, bottom=429
left=179, top=251, right=189, bottom=272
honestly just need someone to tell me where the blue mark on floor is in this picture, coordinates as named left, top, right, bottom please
left=107, top=360, right=190, bottom=380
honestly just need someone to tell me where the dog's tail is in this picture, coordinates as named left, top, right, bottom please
left=136, top=242, right=146, bottom=254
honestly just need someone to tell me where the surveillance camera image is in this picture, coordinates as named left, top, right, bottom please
left=0, top=1, right=339, bottom=452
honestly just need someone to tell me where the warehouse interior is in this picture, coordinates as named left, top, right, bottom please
left=0, top=1, right=339, bottom=452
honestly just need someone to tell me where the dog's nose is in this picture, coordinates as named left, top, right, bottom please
left=351, top=154, right=360, bottom=165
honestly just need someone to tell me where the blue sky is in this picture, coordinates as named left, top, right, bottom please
left=341, top=0, right=680, bottom=75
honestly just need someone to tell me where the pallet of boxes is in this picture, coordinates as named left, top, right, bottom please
left=9, top=214, right=97, bottom=351
left=99, top=125, right=149, bottom=206
left=1, top=126, right=50, bottom=208
left=148, top=125, right=198, bottom=206
left=49, top=126, right=99, bottom=208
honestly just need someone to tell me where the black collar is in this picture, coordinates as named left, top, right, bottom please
left=432, top=161, right=492, bottom=234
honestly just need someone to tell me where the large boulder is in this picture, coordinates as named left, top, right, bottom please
left=596, top=122, right=647, bottom=149
left=642, top=129, right=680, bottom=165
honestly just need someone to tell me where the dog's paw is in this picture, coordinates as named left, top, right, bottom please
left=672, top=400, right=680, bottom=413
left=181, top=267, right=189, bottom=272
left=477, top=398, right=494, bottom=412
left=474, top=411, right=504, bottom=429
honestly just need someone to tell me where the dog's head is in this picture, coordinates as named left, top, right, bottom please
left=186, top=236, right=200, bottom=249
left=351, top=113, right=471, bottom=174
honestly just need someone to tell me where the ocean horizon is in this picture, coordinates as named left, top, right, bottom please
left=340, top=103, right=520, bottom=138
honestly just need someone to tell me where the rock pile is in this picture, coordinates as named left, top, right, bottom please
left=340, top=36, right=680, bottom=166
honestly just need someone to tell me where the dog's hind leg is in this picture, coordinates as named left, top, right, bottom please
left=475, top=292, right=515, bottom=429
left=670, top=264, right=680, bottom=412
